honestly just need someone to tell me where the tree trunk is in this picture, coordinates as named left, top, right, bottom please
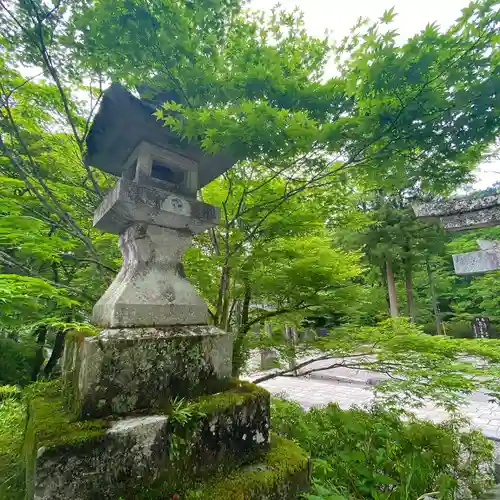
left=386, top=258, right=399, bottom=319
left=43, top=331, right=66, bottom=377
left=32, top=325, right=48, bottom=381
left=215, top=262, right=230, bottom=326
left=219, top=283, right=231, bottom=331
left=240, top=278, right=251, bottom=332
left=426, top=259, right=442, bottom=335
left=285, top=327, right=298, bottom=376
left=404, top=263, right=415, bottom=322
left=232, top=278, right=252, bottom=376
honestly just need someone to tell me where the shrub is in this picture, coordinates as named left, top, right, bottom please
left=443, top=322, right=475, bottom=339
left=271, top=399, right=494, bottom=500
left=421, top=321, right=500, bottom=339
left=0, top=338, right=35, bottom=386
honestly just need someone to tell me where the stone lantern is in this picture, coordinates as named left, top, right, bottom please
left=62, top=83, right=236, bottom=418
left=26, top=84, right=309, bottom=500
left=87, top=83, right=235, bottom=329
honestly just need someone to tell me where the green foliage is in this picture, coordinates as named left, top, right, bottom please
left=167, top=397, right=208, bottom=461
left=443, top=321, right=477, bottom=339
left=269, top=319, right=500, bottom=410
left=25, top=381, right=109, bottom=450
left=155, top=1, right=499, bottom=192
left=0, top=338, right=35, bottom=386
left=0, top=386, right=21, bottom=402
left=0, top=391, right=26, bottom=500
left=1, top=0, right=499, bottom=358
left=0, top=275, right=79, bottom=327
left=419, top=225, right=500, bottom=325
left=272, top=398, right=494, bottom=500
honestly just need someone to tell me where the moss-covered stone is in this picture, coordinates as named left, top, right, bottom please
left=62, top=326, right=232, bottom=419
left=25, top=380, right=277, bottom=500
left=153, top=379, right=271, bottom=496
left=26, top=381, right=109, bottom=449
left=185, top=435, right=310, bottom=500
left=25, top=381, right=115, bottom=500
left=24, top=382, right=107, bottom=499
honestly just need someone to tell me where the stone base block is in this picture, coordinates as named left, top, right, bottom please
left=26, top=380, right=272, bottom=500
left=184, top=435, right=310, bottom=500
left=63, top=326, right=232, bottom=419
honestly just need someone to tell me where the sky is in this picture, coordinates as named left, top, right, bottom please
left=250, top=0, right=500, bottom=191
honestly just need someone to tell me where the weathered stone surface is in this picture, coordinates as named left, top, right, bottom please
left=93, top=178, right=218, bottom=235
left=26, top=380, right=273, bottom=500
left=414, top=193, right=500, bottom=218
left=63, top=326, right=232, bottom=419
left=413, top=194, right=500, bottom=232
left=159, top=381, right=272, bottom=496
left=453, top=249, right=500, bottom=275
left=440, top=206, right=500, bottom=231
left=92, top=223, right=209, bottom=327
left=125, top=141, right=200, bottom=197
left=33, top=416, right=168, bottom=500
left=185, top=435, right=310, bottom=500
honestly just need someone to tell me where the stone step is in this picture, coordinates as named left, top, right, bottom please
left=26, top=380, right=272, bottom=500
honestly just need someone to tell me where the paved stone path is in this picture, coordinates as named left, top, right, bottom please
left=254, top=375, right=500, bottom=440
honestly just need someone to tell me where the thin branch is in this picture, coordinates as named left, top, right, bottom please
left=4, top=72, right=44, bottom=99
left=0, top=132, right=100, bottom=260
left=243, top=302, right=310, bottom=332
left=60, top=256, right=117, bottom=274
left=0, top=250, right=96, bottom=302
left=251, top=354, right=334, bottom=383
left=2, top=0, right=103, bottom=198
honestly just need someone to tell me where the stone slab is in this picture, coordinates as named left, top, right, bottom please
left=93, top=178, right=218, bottom=235
left=26, top=380, right=272, bottom=500
left=453, top=249, right=500, bottom=275
left=33, top=415, right=168, bottom=500
left=440, top=206, right=500, bottom=231
left=62, top=326, right=233, bottom=419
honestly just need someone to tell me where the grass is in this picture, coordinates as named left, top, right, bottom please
left=0, top=394, right=26, bottom=500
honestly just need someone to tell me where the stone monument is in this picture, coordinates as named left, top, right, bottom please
left=24, top=84, right=309, bottom=499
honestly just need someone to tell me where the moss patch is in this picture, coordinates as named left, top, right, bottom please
left=185, top=435, right=309, bottom=500
left=26, top=381, right=109, bottom=450
left=63, top=328, right=233, bottom=419
left=191, top=379, right=270, bottom=415
left=22, top=380, right=303, bottom=500
left=24, top=381, right=109, bottom=500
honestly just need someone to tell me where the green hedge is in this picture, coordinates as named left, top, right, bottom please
left=421, top=321, right=500, bottom=339
left=0, top=338, right=35, bottom=386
